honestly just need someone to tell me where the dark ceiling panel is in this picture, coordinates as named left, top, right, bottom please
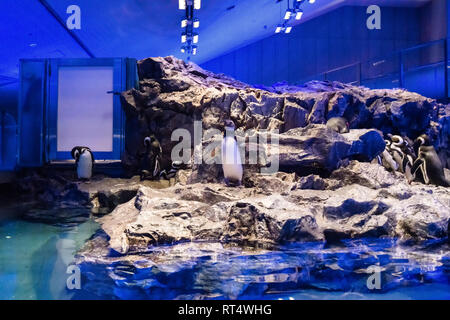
left=0, top=0, right=430, bottom=80
left=0, top=0, right=90, bottom=78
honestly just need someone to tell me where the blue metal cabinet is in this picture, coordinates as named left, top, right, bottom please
left=18, top=57, right=137, bottom=166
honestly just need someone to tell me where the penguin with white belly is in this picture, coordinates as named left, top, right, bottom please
left=71, top=146, right=94, bottom=180
left=410, top=135, right=449, bottom=187
left=221, top=119, right=243, bottom=186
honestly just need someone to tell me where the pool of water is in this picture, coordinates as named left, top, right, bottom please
left=0, top=206, right=449, bottom=300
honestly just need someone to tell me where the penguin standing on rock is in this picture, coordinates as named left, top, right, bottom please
left=326, top=117, right=349, bottom=134
left=410, top=135, right=449, bottom=187
left=221, top=119, right=243, bottom=186
left=140, top=135, right=162, bottom=181
left=376, top=140, right=399, bottom=172
left=71, top=146, right=94, bottom=180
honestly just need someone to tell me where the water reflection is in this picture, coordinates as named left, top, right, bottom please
left=0, top=206, right=448, bottom=300
left=78, top=239, right=450, bottom=300
left=0, top=207, right=98, bottom=300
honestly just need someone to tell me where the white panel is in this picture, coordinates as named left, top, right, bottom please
left=57, top=66, right=113, bottom=152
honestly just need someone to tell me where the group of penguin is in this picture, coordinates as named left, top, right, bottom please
left=138, top=119, right=243, bottom=186
left=139, top=134, right=182, bottom=181
left=70, top=119, right=244, bottom=186
left=70, top=141, right=182, bottom=182
left=70, top=117, right=448, bottom=188
left=326, top=116, right=449, bottom=187
left=375, top=133, right=449, bottom=187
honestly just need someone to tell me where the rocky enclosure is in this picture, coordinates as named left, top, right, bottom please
left=14, top=56, right=449, bottom=268
left=120, top=56, right=449, bottom=176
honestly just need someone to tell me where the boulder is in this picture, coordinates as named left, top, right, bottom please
left=90, top=161, right=449, bottom=256
left=121, top=57, right=450, bottom=176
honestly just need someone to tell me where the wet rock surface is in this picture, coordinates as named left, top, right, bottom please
left=74, top=233, right=449, bottom=299
left=80, top=161, right=449, bottom=258
left=72, top=160, right=449, bottom=299
left=14, top=169, right=171, bottom=222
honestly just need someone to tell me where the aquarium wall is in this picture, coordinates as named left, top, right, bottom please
left=201, top=1, right=449, bottom=99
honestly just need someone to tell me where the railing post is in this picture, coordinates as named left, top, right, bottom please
left=0, top=111, right=4, bottom=166
left=358, top=62, right=362, bottom=85
left=445, top=38, right=449, bottom=101
left=399, top=52, right=404, bottom=88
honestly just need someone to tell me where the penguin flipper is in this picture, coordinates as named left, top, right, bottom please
left=153, top=155, right=161, bottom=178
left=420, top=162, right=430, bottom=185
left=411, top=158, right=423, bottom=176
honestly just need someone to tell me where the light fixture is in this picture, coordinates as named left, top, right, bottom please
left=276, top=0, right=315, bottom=34
left=180, top=0, right=201, bottom=58
left=284, top=10, right=292, bottom=20
left=193, top=18, right=200, bottom=28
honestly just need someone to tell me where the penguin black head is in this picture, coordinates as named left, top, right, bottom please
left=224, top=119, right=236, bottom=131
left=71, top=148, right=80, bottom=161
left=71, top=146, right=92, bottom=163
left=172, top=160, right=183, bottom=169
left=388, top=134, right=405, bottom=146
left=144, top=136, right=153, bottom=147
left=413, top=134, right=431, bottom=154
left=414, top=134, right=431, bottom=147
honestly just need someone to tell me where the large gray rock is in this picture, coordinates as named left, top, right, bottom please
left=120, top=57, right=449, bottom=176
left=185, top=124, right=385, bottom=184
left=91, top=161, right=449, bottom=256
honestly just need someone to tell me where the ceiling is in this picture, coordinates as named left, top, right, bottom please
left=0, top=0, right=431, bottom=82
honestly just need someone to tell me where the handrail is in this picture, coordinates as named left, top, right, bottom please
left=300, top=38, right=449, bottom=100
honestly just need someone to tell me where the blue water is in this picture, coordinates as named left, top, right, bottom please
left=0, top=206, right=449, bottom=300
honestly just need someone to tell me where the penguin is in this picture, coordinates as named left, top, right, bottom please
left=409, top=136, right=449, bottom=187
left=326, top=117, right=349, bottom=134
left=140, top=135, right=162, bottom=181
left=71, top=146, right=94, bottom=180
left=388, top=134, right=416, bottom=181
left=159, top=161, right=183, bottom=180
left=413, top=134, right=432, bottom=155
left=410, top=134, right=429, bottom=184
left=376, top=140, right=399, bottom=172
left=221, top=119, right=243, bottom=186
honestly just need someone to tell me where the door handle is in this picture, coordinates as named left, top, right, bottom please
left=107, top=90, right=121, bottom=95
